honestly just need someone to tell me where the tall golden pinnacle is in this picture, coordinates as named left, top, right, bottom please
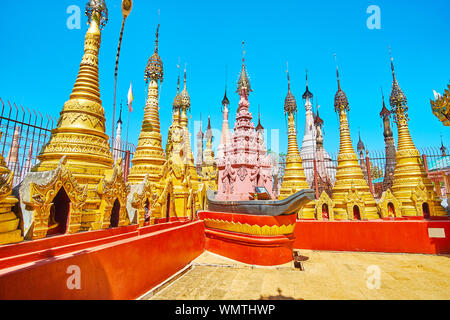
left=166, top=70, right=182, bottom=158
left=389, top=53, right=447, bottom=218
left=34, top=2, right=113, bottom=181
left=179, top=68, right=200, bottom=187
left=279, top=68, right=316, bottom=219
left=127, top=24, right=166, bottom=185
left=331, top=60, right=378, bottom=220
left=279, top=68, right=310, bottom=198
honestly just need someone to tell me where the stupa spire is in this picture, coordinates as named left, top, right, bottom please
left=35, top=0, right=113, bottom=174
left=128, top=23, right=166, bottom=185
left=331, top=59, right=379, bottom=220
left=388, top=50, right=447, bottom=217
left=280, top=66, right=310, bottom=201
left=237, top=41, right=252, bottom=94
left=380, top=87, right=397, bottom=192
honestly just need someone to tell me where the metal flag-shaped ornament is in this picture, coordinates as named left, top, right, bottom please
left=112, top=0, right=134, bottom=150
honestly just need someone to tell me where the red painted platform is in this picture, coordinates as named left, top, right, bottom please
left=0, top=221, right=205, bottom=300
left=198, top=211, right=297, bottom=266
left=294, top=219, right=450, bottom=254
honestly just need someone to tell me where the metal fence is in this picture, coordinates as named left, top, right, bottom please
left=0, top=98, right=57, bottom=186
left=0, top=98, right=136, bottom=186
left=279, top=146, right=449, bottom=200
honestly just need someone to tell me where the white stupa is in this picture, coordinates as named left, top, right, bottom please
left=299, top=72, right=336, bottom=186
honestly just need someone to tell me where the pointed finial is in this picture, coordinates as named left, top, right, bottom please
left=242, top=41, right=246, bottom=64
left=287, top=62, right=291, bottom=91
left=334, top=53, right=341, bottom=90
left=154, top=24, right=160, bottom=53
left=118, top=100, right=123, bottom=124
left=184, top=63, right=187, bottom=87
left=389, top=46, right=396, bottom=80
left=306, top=68, right=309, bottom=87
left=176, top=63, right=180, bottom=94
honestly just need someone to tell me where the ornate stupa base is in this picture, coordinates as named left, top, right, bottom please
left=16, top=157, right=132, bottom=240
left=0, top=196, right=22, bottom=246
left=315, top=191, right=335, bottom=221
left=16, top=157, right=88, bottom=240
left=97, top=160, right=131, bottom=229
left=377, top=189, right=403, bottom=219
left=332, top=181, right=379, bottom=221
left=199, top=211, right=297, bottom=266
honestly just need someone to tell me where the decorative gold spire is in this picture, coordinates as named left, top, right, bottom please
left=284, top=63, right=297, bottom=114
left=334, top=54, right=349, bottom=112
left=173, top=69, right=182, bottom=109
left=128, top=24, right=166, bottom=185
left=389, top=49, right=408, bottom=123
left=144, top=24, right=163, bottom=84
left=237, top=41, right=252, bottom=93
left=389, top=50, right=447, bottom=218
left=35, top=1, right=113, bottom=174
left=331, top=60, right=379, bottom=220
left=280, top=68, right=310, bottom=200
left=180, top=66, right=191, bottom=111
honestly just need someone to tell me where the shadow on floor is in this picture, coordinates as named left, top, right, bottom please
left=259, top=289, right=303, bottom=300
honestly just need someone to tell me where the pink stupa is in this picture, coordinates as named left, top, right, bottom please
left=216, top=43, right=274, bottom=201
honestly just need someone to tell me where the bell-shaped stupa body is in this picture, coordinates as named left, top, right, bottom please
left=278, top=71, right=316, bottom=219
left=127, top=25, right=166, bottom=185
left=35, top=11, right=113, bottom=175
left=389, top=57, right=447, bottom=218
left=279, top=72, right=310, bottom=198
left=217, top=50, right=274, bottom=201
left=331, top=67, right=379, bottom=220
left=32, top=8, right=114, bottom=229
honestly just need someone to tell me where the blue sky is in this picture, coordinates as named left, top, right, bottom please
left=1, top=0, right=449, bottom=158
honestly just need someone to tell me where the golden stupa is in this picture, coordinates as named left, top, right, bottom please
left=389, top=55, right=447, bottom=218
left=0, top=129, right=22, bottom=245
left=127, top=25, right=166, bottom=185
left=23, top=1, right=130, bottom=235
left=278, top=71, right=315, bottom=219
left=331, top=65, right=379, bottom=220
left=164, top=69, right=201, bottom=219
left=200, top=117, right=218, bottom=191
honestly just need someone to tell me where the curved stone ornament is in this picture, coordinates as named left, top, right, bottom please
left=18, top=157, right=88, bottom=240
left=378, top=189, right=402, bottom=219
left=97, top=159, right=131, bottom=229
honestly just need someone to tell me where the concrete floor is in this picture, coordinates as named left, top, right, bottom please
left=147, top=250, right=450, bottom=300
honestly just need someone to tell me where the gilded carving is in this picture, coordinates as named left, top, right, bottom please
left=204, top=219, right=296, bottom=236
left=378, top=189, right=402, bottom=219
left=23, top=157, right=88, bottom=240
left=97, top=159, right=131, bottom=229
